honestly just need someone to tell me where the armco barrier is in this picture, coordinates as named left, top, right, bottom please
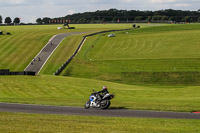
left=54, top=37, right=86, bottom=75
left=0, top=69, right=35, bottom=76
left=54, top=28, right=133, bottom=75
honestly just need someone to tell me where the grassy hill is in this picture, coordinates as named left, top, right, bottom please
left=61, top=24, right=200, bottom=85
left=0, top=24, right=133, bottom=72
left=1, top=24, right=200, bottom=132
left=39, top=24, right=138, bottom=75
left=1, top=23, right=200, bottom=132
left=0, top=25, right=73, bottom=71
left=0, top=75, right=200, bottom=112
left=1, top=23, right=200, bottom=112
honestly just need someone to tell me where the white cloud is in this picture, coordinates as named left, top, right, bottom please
left=122, top=0, right=136, bottom=2
left=67, top=10, right=75, bottom=15
left=7, top=0, right=25, bottom=4
left=174, top=3, right=190, bottom=7
left=151, top=0, right=176, bottom=4
left=30, top=16, right=37, bottom=23
left=89, top=0, right=100, bottom=2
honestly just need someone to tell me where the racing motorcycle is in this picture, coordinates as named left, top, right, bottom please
left=84, top=90, right=115, bottom=109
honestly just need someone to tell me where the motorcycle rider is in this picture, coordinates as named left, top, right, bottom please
left=96, top=86, right=109, bottom=101
left=85, top=86, right=114, bottom=109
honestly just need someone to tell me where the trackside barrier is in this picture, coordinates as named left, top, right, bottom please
left=54, top=37, right=86, bottom=75
left=54, top=28, right=135, bottom=75
left=0, top=69, right=35, bottom=76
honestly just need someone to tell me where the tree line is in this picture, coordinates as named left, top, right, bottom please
left=37, top=9, right=200, bottom=24
left=0, top=16, right=20, bottom=25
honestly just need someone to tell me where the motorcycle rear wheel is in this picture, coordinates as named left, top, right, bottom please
left=100, top=100, right=110, bottom=109
left=84, top=100, right=90, bottom=109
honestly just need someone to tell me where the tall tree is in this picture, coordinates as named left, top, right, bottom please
left=42, top=17, right=51, bottom=24
left=46, top=9, right=200, bottom=24
left=0, top=15, right=2, bottom=24
left=36, top=18, right=42, bottom=24
left=183, top=16, right=191, bottom=22
left=5, top=17, right=12, bottom=25
left=146, top=16, right=152, bottom=22
left=14, top=17, right=20, bottom=25
left=161, top=16, right=168, bottom=21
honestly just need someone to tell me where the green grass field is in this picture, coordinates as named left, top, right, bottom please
left=62, top=24, right=200, bottom=85
left=0, top=25, right=66, bottom=71
left=0, top=75, right=200, bottom=112
left=0, top=112, right=200, bottom=133
left=0, top=24, right=200, bottom=111
left=0, top=24, right=133, bottom=72
left=1, top=23, right=200, bottom=132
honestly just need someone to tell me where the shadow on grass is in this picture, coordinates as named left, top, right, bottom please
left=109, top=106, right=128, bottom=110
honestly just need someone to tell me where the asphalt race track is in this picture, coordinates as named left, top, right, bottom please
left=0, top=103, right=199, bottom=119
left=24, top=32, right=84, bottom=74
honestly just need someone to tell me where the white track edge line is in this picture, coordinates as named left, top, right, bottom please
left=37, top=37, right=66, bottom=75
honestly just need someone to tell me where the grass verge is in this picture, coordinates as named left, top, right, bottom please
left=0, top=112, right=200, bottom=133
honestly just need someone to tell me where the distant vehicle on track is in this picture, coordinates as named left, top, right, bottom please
left=108, top=33, right=115, bottom=37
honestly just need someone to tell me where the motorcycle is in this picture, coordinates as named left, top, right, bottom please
left=84, top=90, right=115, bottom=109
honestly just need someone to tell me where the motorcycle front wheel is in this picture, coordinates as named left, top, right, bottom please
left=100, top=100, right=110, bottom=109
left=84, top=100, right=90, bottom=109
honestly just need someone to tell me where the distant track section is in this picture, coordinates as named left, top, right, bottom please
left=0, top=103, right=200, bottom=119
left=24, top=32, right=84, bottom=74
left=54, top=28, right=133, bottom=75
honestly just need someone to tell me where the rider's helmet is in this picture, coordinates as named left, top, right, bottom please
left=102, top=86, right=107, bottom=90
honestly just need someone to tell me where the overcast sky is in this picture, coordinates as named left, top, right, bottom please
left=0, top=0, right=199, bottom=23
